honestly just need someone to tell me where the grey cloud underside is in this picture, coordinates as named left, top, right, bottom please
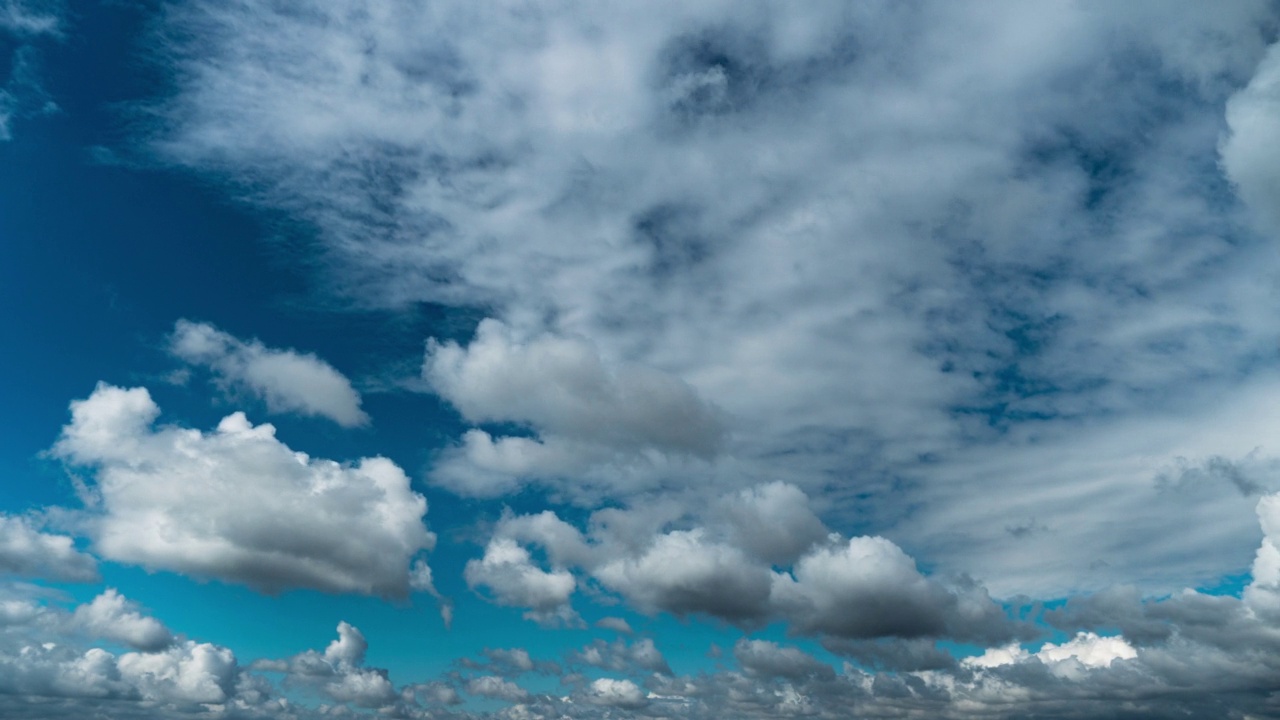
left=466, top=483, right=1025, bottom=646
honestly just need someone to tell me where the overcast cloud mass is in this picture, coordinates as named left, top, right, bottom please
left=4, top=0, right=1280, bottom=717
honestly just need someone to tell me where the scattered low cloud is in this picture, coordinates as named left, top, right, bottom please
left=170, top=319, right=369, bottom=427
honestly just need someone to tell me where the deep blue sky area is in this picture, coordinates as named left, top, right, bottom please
left=5, top=2, right=1280, bottom=718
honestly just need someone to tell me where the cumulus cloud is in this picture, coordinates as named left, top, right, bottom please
left=465, top=675, right=529, bottom=703
left=254, top=622, right=400, bottom=710
left=464, top=538, right=579, bottom=626
left=170, top=319, right=368, bottom=427
left=771, top=536, right=1010, bottom=642
left=425, top=319, right=724, bottom=497
left=0, top=515, right=98, bottom=583
left=72, top=589, right=172, bottom=652
left=593, top=529, right=774, bottom=623
left=51, top=383, right=436, bottom=599
left=570, top=637, right=670, bottom=675
left=583, top=677, right=647, bottom=709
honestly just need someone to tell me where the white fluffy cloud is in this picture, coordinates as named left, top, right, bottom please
left=0, top=514, right=98, bottom=583
left=51, top=383, right=436, bottom=599
left=466, top=675, right=529, bottom=703
left=170, top=319, right=368, bottom=427
left=72, top=589, right=172, bottom=652
left=464, top=538, right=578, bottom=626
left=584, top=677, right=647, bottom=709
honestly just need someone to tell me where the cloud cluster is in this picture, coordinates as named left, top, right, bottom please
left=468, top=482, right=1021, bottom=646
left=52, top=383, right=436, bottom=599
left=170, top=319, right=369, bottom=427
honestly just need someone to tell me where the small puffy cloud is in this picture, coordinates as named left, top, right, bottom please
left=1036, top=632, right=1137, bottom=669
left=324, top=666, right=398, bottom=708
left=52, top=383, right=436, bottom=598
left=595, top=616, right=633, bottom=634
left=733, top=639, right=834, bottom=681
left=0, top=514, right=98, bottom=583
left=480, top=648, right=532, bottom=673
left=170, top=319, right=368, bottom=427
left=72, top=589, right=172, bottom=652
left=465, top=538, right=579, bottom=626
left=584, top=677, right=647, bottom=709
left=466, top=675, right=529, bottom=703
left=571, top=637, right=670, bottom=675
left=258, top=622, right=399, bottom=709
left=323, top=621, right=367, bottom=666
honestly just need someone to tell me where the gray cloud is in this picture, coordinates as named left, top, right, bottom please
left=170, top=319, right=369, bottom=428
left=733, top=638, right=834, bottom=681
left=0, top=514, right=98, bottom=583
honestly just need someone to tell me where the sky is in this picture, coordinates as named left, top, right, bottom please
left=4, top=0, right=1280, bottom=717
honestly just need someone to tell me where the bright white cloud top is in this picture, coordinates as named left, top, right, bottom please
left=52, top=383, right=436, bottom=599
left=4, top=0, right=1280, bottom=717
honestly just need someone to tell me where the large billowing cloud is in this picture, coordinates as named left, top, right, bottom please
left=51, top=383, right=436, bottom=600
left=170, top=319, right=369, bottom=428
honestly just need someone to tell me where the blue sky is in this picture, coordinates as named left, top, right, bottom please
left=5, top=1, right=1280, bottom=717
